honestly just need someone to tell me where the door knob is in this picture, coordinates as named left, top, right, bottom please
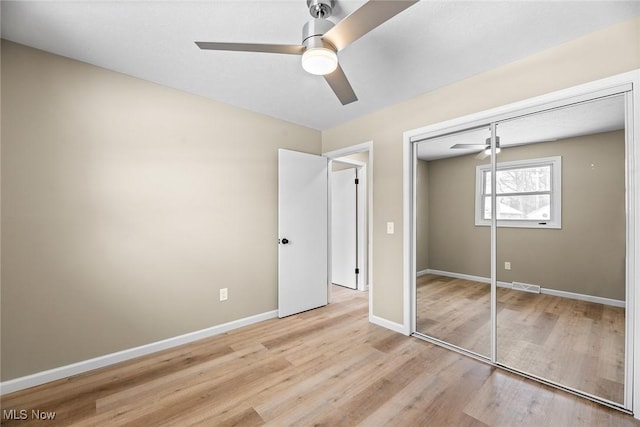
left=281, top=238, right=289, bottom=244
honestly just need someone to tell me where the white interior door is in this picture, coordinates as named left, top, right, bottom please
left=278, top=149, right=328, bottom=317
left=331, top=168, right=358, bottom=289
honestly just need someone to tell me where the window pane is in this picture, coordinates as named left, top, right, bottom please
left=497, top=166, right=550, bottom=194
left=484, top=165, right=551, bottom=195
left=483, top=196, right=491, bottom=220
left=483, top=194, right=551, bottom=220
left=484, top=171, right=491, bottom=194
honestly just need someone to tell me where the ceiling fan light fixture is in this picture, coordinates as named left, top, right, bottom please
left=302, top=47, right=338, bottom=75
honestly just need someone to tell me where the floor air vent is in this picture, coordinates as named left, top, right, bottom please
left=512, top=282, right=541, bottom=294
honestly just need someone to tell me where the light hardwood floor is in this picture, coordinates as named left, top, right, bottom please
left=2, top=284, right=638, bottom=426
left=417, top=273, right=626, bottom=405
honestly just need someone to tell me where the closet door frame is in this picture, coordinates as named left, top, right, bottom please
left=403, top=70, right=640, bottom=415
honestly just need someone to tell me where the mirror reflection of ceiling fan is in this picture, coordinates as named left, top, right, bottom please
left=450, top=136, right=557, bottom=160
left=195, top=0, right=419, bottom=105
left=451, top=137, right=501, bottom=160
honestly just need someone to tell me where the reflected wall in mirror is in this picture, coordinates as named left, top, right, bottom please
left=493, top=95, right=627, bottom=405
left=415, top=127, right=493, bottom=358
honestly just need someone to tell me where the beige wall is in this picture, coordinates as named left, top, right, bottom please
left=422, top=131, right=625, bottom=300
left=416, top=160, right=429, bottom=272
left=322, top=17, right=640, bottom=324
left=0, top=40, right=321, bottom=380
left=423, top=153, right=490, bottom=277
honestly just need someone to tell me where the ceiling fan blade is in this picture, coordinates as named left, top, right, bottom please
left=195, top=41, right=304, bottom=55
left=451, top=143, right=488, bottom=149
left=323, top=0, right=419, bottom=51
left=323, top=64, right=358, bottom=105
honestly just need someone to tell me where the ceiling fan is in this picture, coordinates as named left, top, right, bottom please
left=195, top=0, right=419, bottom=105
left=451, top=137, right=501, bottom=160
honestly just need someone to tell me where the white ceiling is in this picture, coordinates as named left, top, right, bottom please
left=2, top=1, right=639, bottom=130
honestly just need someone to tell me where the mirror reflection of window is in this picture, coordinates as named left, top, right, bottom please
left=476, top=157, right=561, bottom=228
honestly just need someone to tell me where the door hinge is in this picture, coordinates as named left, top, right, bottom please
left=355, top=178, right=359, bottom=185
left=355, top=268, right=360, bottom=274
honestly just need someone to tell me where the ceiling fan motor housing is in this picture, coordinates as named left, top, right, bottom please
left=302, top=18, right=336, bottom=52
left=486, top=136, right=501, bottom=146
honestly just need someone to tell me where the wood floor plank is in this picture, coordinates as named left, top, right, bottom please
left=88, top=347, right=288, bottom=426
left=192, top=406, right=265, bottom=427
left=94, top=343, right=267, bottom=411
left=307, top=354, right=433, bottom=426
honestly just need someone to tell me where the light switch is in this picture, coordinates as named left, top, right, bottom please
left=386, top=222, right=394, bottom=234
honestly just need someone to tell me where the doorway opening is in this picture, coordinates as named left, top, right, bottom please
left=331, top=157, right=367, bottom=291
left=324, top=142, right=373, bottom=313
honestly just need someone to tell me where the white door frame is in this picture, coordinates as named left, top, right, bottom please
left=323, top=142, right=373, bottom=312
left=403, top=70, right=640, bottom=415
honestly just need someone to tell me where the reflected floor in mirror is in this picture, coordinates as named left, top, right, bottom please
left=416, top=274, right=492, bottom=356
left=416, top=274, right=625, bottom=404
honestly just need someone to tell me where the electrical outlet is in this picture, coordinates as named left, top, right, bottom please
left=504, top=262, right=511, bottom=270
left=219, top=288, right=228, bottom=301
left=386, top=222, right=394, bottom=234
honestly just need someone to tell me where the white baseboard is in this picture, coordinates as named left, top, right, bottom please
left=0, top=309, right=278, bottom=396
left=370, top=314, right=409, bottom=335
left=541, top=288, right=625, bottom=308
left=426, top=269, right=490, bottom=284
left=357, top=280, right=370, bottom=292
left=425, top=269, right=624, bottom=307
left=416, top=269, right=430, bottom=277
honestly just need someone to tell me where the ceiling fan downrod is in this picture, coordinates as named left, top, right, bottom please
left=307, top=0, right=334, bottom=19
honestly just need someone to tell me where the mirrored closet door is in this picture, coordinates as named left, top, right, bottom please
left=414, top=126, right=493, bottom=359
left=413, top=89, right=632, bottom=411
left=495, top=95, right=627, bottom=405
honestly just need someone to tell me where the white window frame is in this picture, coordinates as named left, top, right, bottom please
left=475, top=156, right=562, bottom=229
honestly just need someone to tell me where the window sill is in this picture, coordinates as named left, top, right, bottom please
left=475, top=221, right=561, bottom=229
